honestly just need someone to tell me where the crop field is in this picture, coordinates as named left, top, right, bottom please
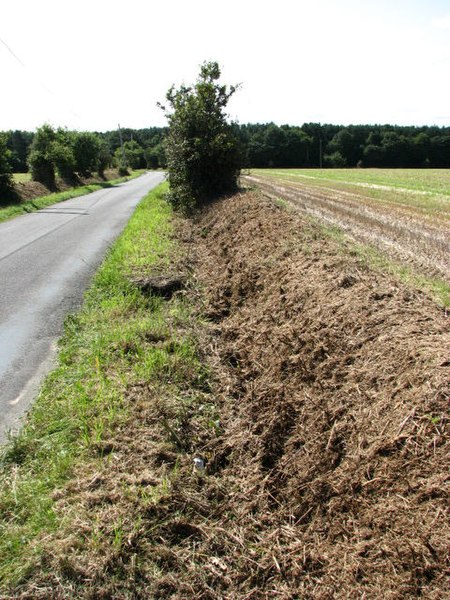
left=245, top=169, right=450, bottom=289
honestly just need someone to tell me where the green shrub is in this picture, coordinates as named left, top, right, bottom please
left=28, top=124, right=57, bottom=188
left=73, top=132, right=101, bottom=176
left=52, top=130, right=76, bottom=182
left=0, top=133, right=17, bottom=204
left=97, top=140, right=112, bottom=178
left=160, top=61, right=242, bottom=213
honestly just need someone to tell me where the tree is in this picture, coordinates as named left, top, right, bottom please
left=28, top=124, right=57, bottom=188
left=0, top=133, right=16, bottom=204
left=73, top=132, right=101, bottom=176
left=7, top=130, right=34, bottom=172
left=327, top=129, right=358, bottom=166
left=114, top=140, right=145, bottom=170
left=97, top=139, right=112, bottom=177
left=160, top=61, right=242, bottom=212
left=52, top=129, right=76, bottom=182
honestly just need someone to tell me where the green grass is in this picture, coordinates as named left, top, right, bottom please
left=0, top=170, right=145, bottom=224
left=0, top=182, right=201, bottom=588
left=12, top=173, right=31, bottom=183
left=255, top=168, right=450, bottom=194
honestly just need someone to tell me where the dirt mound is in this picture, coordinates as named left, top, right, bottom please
left=13, top=169, right=123, bottom=202
left=186, top=191, right=449, bottom=598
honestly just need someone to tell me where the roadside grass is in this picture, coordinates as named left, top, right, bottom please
left=0, top=170, right=146, bottom=224
left=0, top=181, right=203, bottom=589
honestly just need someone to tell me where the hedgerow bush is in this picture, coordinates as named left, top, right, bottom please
left=0, top=133, right=16, bottom=204
left=160, top=61, right=242, bottom=213
left=28, top=124, right=57, bottom=188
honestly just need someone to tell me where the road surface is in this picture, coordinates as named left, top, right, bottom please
left=0, top=171, right=164, bottom=442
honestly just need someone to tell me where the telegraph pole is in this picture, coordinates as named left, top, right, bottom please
left=118, top=123, right=127, bottom=167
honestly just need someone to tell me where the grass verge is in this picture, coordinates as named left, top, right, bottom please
left=0, top=170, right=145, bottom=224
left=0, top=181, right=205, bottom=590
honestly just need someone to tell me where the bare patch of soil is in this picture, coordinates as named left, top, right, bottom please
left=14, top=169, right=123, bottom=202
left=12, top=192, right=449, bottom=599
left=245, top=174, right=450, bottom=281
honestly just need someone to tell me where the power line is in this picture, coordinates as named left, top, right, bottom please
left=0, top=36, right=26, bottom=68
left=0, top=34, right=81, bottom=123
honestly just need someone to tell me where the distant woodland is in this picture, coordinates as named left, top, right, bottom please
left=2, top=122, right=450, bottom=178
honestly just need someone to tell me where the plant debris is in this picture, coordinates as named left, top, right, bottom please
left=10, top=191, right=449, bottom=599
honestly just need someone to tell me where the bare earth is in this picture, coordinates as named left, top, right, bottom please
left=244, top=174, right=450, bottom=282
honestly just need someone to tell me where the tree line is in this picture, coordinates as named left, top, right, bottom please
left=238, top=122, right=450, bottom=168
left=1, top=120, right=450, bottom=202
left=3, top=126, right=168, bottom=175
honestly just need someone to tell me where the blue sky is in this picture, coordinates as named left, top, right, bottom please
left=1, top=0, right=450, bottom=131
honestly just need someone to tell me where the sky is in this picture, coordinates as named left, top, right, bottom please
left=1, top=0, right=450, bottom=132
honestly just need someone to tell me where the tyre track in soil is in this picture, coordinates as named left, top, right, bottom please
left=244, top=175, right=450, bottom=282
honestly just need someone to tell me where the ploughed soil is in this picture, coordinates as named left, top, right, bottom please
left=12, top=191, right=449, bottom=599
left=244, top=174, right=450, bottom=282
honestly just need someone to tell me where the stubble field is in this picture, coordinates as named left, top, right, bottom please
left=245, top=168, right=450, bottom=299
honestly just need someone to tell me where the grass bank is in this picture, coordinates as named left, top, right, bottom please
left=0, top=181, right=205, bottom=591
left=0, top=170, right=145, bottom=224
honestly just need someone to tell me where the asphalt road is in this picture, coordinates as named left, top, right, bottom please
left=0, top=171, right=165, bottom=442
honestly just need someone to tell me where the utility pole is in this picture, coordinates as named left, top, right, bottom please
left=319, top=137, right=323, bottom=169
left=118, top=123, right=127, bottom=167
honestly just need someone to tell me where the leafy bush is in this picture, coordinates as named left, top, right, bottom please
left=97, top=139, right=112, bottom=177
left=0, top=133, right=17, bottom=204
left=52, top=129, right=76, bottom=182
left=28, top=124, right=57, bottom=188
left=114, top=140, right=145, bottom=170
left=73, top=132, right=101, bottom=176
left=160, top=61, right=242, bottom=213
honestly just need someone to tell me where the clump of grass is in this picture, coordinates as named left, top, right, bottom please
left=0, top=181, right=203, bottom=588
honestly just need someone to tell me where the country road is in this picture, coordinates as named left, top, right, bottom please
left=0, top=171, right=164, bottom=442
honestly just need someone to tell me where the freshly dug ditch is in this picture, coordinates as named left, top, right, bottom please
left=12, top=191, right=449, bottom=599
left=186, top=191, right=449, bottom=598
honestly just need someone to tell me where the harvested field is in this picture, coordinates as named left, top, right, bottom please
left=244, top=171, right=450, bottom=282
left=6, top=191, right=449, bottom=599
